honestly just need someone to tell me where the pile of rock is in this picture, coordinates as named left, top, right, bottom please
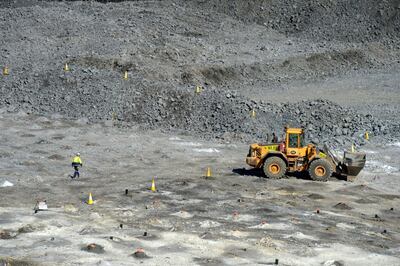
left=192, top=0, right=400, bottom=43
left=1, top=67, right=398, bottom=147
left=120, top=86, right=399, bottom=146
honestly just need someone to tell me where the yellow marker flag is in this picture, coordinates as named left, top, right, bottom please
left=3, top=67, right=9, bottom=75
left=206, top=167, right=211, bottom=178
left=364, top=132, right=369, bottom=140
left=151, top=177, right=156, bottom=192
left=195, top=86, right=202, bottom=94
left=87, top=193, right=94, bottom=205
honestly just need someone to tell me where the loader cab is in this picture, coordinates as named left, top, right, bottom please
left=285, top=128, right=307, bottom=157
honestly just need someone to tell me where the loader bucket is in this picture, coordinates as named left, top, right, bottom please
left=341, top=151, right=366, bottom=176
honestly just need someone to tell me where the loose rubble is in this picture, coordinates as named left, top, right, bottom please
left=1, top=1, right=399, bottom=148
left=2, top=81, right=399, bottom=147
left=194, top=0, right=400, bottom=43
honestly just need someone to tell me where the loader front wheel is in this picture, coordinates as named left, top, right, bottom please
left=263, top=157, right=287, bottom=179
left=309, top=159, right=332, bottom=182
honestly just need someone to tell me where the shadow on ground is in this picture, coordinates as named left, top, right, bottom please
left=232, top=168, right=312, bottom=181
left=232, top=168, right=264, bottom=177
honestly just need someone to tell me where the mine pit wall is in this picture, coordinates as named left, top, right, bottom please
left=186, top=0, right=400, bottom=42
left=0, top=0, right=399, bottom=147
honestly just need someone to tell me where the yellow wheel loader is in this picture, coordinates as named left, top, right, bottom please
left=246, top=127, right=366, bottom=181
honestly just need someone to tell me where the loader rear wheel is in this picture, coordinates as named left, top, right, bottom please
left=263, top=157, right=287, bottom=179
left=309, top=159, right=332, bottom=182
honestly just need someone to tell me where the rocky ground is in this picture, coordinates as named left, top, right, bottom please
left=1, top=0, right=400, bottom=146
left=0, top=0, right=400, bottom=265
left=0, top=112, right=399, bottom=266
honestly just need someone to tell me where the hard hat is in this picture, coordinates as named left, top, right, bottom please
left=76, top=152, right=81, bottom=156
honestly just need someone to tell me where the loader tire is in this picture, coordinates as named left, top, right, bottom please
left=309, top=159, right=332, bottom=182
left=263, top=157, right=287, bottom=179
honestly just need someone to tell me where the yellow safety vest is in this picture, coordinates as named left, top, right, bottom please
left=72, top=156, right=82, bottom=164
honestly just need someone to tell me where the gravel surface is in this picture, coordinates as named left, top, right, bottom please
left=0, top=112, right=399, bottom=266
left=0, top=1, right=400, bottom=265
left=1, top=0, right=399, bottom=147
left=191, top=0, right=400, bottom=43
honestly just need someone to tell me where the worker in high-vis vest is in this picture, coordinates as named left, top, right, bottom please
left=71, top=152, right=82, bottom=179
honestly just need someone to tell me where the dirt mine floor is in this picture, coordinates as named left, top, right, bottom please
left=1, top=0, right=400, bottom=265
left=0, top=112, right=399, bottom=266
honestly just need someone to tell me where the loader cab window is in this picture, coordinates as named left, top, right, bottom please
left=288, top=134, right=299, bottom=148
left=299, top=133, right=305, bottom=147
